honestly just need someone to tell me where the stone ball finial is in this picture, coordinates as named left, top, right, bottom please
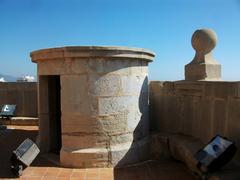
left=191, top=28, right=217, bottom=54
left=185, top=28, right=221, bottom=81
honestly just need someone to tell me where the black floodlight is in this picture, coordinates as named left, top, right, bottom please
left=10, top=138, right=40, bottom=176
left=0, top=104, right=16, bottom=118
left=194, top=135, right=237, bottom=174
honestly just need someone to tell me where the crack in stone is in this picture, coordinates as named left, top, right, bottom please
left=106, top=133, right=112, bottom=167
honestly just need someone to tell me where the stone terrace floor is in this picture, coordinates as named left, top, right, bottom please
left=0, top=125, right=196, bottom=180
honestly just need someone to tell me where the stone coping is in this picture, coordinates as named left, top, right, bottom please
left=0, top=117, right=38, bottom=126
left=30, top=46, right=155, bottom=62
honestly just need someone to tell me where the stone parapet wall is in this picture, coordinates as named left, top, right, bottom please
left=0, top=82, right=37, bottom=117
left=149, top=80, right=240, bottom=161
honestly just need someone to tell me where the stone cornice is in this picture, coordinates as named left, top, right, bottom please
left=30, top=46, right=155, bottom=63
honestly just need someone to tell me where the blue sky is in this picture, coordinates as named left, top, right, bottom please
left=0, top=0, right=240, bottom=80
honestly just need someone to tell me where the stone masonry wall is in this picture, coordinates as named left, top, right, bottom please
left=58, top=58, right=149, bottom=167
left=0, top=82, right=37, bottom=117
left=149, top=80, right=240, bottom=161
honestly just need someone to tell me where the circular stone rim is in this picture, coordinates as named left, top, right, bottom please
left=30, top=46, right=155, bottom=63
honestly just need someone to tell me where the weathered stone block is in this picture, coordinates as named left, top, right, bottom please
left=88, top=58, right=105, bottom=74
left=150, top=133, right=171, bottom=160
left=192, top=98, right=213, bottom=143
left=61, top=147, right=109, bottom=168
left=130, top=60, right=142, bottom=75
left=61, top=75, right=98, bottom=116
left=126, top=108, right=141, bottom=132
left=204, top=82, right=238, bottom=99
left=110, top=133, right=133, bottom=145
left=175, top=81, right=204, bottom=96
left=61, top=115, right=101, bottom=133
left=89, top=74, right=122, bottom=96
left=141, top=65, right=148, bottom=75
left=70, top=58, right=88, bottom=74
left=185, top=63, right=221, bottom=81
left=38, top=59, right=66, bottom=75
left=111, top=138, right=149, bottom=167
left=213, top=100, right=227, bottom=135
left=98, top=96, right=138, bottom=115
left=168, top=134, right=203, bottom=176
left=103, top=59, right=131, bottom=75
left=121, top=75, right=148, bottom=95
left=61, top=134, right=109, bottom=149
left=98, top=112, right=128, bottom=134
left=227, top=99, right=240, bottom=161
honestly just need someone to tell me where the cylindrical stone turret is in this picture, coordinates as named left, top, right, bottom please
left=30, top=46, right=155, bottom=168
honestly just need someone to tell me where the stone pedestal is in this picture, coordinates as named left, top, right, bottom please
left=30, top=46, right=155, bottom=168
left=185, top=29, right=221, bottom=81
left=185, top=63, right=221, bottom=81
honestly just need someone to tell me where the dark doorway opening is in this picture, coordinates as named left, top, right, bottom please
left=47, top=75, right=61, bottom=154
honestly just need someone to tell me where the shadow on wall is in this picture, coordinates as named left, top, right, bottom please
left=114, top=76, right=150, bottom=178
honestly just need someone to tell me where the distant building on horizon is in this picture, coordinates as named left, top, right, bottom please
left=0, top=77, right=6, bottom=82
left=17, top=75, right=35, bottom=82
